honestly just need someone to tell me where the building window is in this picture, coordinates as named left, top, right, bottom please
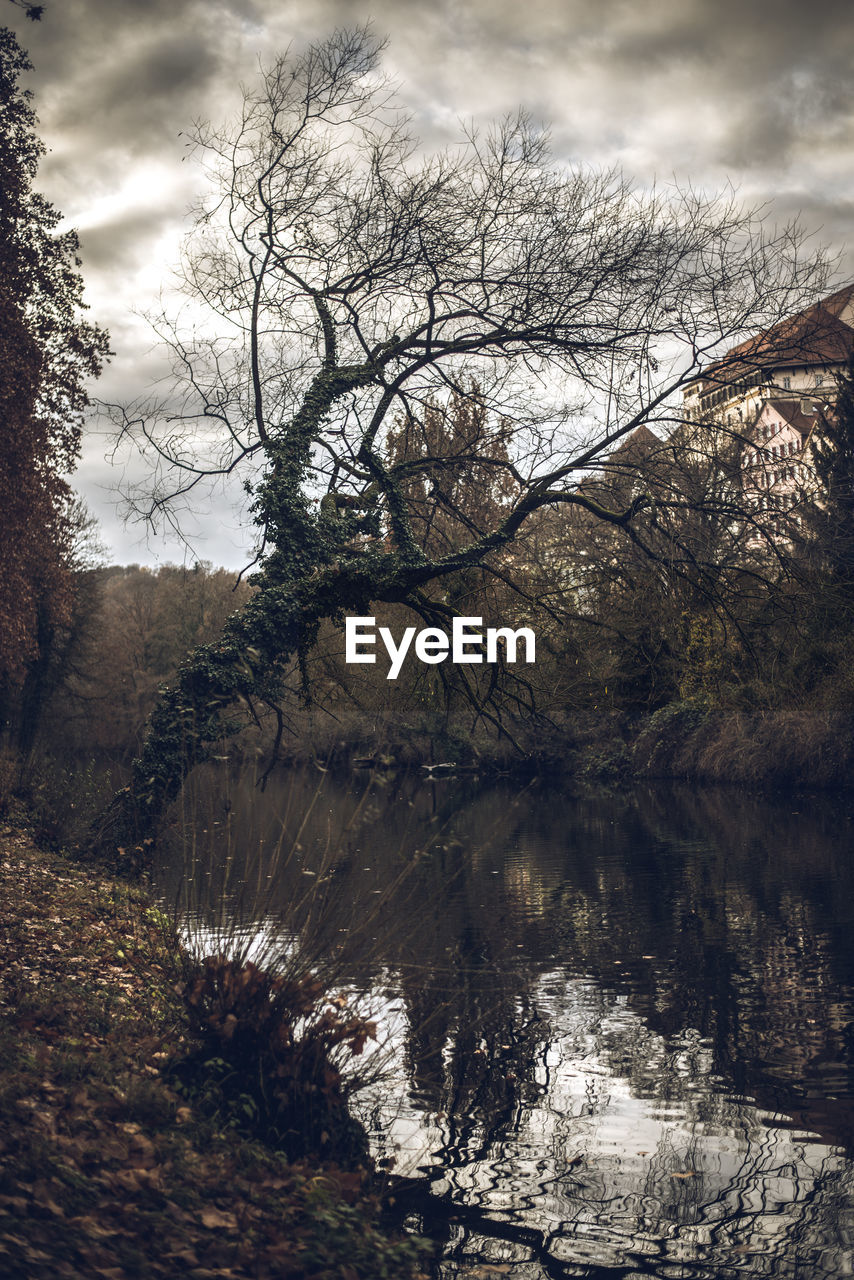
left=815, top=374, right=825, bottom=387
left=782, top=375, right=791, bottom=389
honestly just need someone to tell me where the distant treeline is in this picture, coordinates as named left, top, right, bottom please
left=19, top=487, right=854, bottom=791
left=49, top=563, right=256, bottom=759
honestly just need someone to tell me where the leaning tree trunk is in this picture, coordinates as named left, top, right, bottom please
left=88, top=362, right=513, bottom=861
left=90, top=365, right=411, bottom=855
left=87, top=553, right=418, bottom=861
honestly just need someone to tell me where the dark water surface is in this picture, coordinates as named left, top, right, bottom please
left=157, top=767, right=854, bottom=1278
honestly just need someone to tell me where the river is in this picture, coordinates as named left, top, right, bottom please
left=155, top=765, right=854, bottom=1279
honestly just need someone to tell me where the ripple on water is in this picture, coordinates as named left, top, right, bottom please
left=159, top=772, right=854, bottom=1279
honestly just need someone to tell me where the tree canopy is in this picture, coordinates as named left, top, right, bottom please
left=99, top=26, right=831, bottom=848
left=0, top=26, right=109, bottom=696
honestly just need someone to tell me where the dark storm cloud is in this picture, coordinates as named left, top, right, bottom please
left=16, top=0, right=252, bottom=165
left=77, top=206, right=176, bottom=271
left=616, top=0, right=854, bottom=171
left=67, top=32, right=221, bottom=146
left=16, top=0, right=853, bottom=223
left=323, top=0, right=854, bottom=172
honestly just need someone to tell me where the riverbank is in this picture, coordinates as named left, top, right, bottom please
left=268, top=696, right=854, bottom=792
left=586, top=699, right=854, bottom=789
left=0, top=819, right=428, bottom=1280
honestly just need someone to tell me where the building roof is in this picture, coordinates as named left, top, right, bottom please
left=695, top=284, right=854, bottom=390
left=752, top=397, right=819, bottom=438
left=569, top=427, right=662, bottom=505
left=817, top=282, right=854, bottom=322
left=606, top=424, right=661, bottom=461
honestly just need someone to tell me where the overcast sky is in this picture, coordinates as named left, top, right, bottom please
left=8, top=0, right=854, bottom=568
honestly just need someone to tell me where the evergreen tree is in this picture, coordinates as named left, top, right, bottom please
left=0, top=26, right=109, bottom=704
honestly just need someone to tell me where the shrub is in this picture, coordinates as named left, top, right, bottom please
left=175, top=955, right=377, bottom=1164
left=631, top=700, right=711, bottom=776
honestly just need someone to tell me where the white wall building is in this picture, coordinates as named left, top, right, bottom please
left=683, top=283, right=854, bottom=430
left=680, top=285, right=854, bottom=536
left=739, top=398, right=818, bottom=533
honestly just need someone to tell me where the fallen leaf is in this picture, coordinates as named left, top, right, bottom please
left=0, top=1196, right=29, bottom=1213
left=70, top=1216, right=120, bottom=1239
left=165, top=1248, right=200, bottom=1267
left=201, top=1206, right=238, bottom=1230
left=113, top=1167, right=162, bottom=1193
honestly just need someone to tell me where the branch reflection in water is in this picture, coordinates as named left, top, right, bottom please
left=156, top=765, right=854, bottom=1278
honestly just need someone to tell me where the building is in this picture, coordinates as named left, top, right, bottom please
left=683, top=283, right=854, bottom=430
left=573, top=286, right=854, bottom=549
left=681, top=284, right=854, bottom=535
left=739, top=398, right=819, bottom=536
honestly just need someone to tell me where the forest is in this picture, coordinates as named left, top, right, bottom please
left=7, top=369, right=854, bottom=851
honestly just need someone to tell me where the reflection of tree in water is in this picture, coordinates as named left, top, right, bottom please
left=165, top=768, right=854, bottom=1136
left=406, top=992, right=854, bottom=1278
left=485, top=783, right=854, bottom=1149
left=160, top=767, right=854, bottom=1276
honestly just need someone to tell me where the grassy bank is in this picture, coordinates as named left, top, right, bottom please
left=0, top=820, right=429, bottom=1280
left=577, top=699, right=854, bottom=790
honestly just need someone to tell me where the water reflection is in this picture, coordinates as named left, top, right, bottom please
left=157, top=767, right=854, bottom=1277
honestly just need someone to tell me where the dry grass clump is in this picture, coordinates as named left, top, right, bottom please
left=159, top=763, right=454, bottom=1166
left=693, top=707, right=854, bottom=787
left=630, top=698, right=854, bottom=788
left=176, top=955, right=377, bottom=1163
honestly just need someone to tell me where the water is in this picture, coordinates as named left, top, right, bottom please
left=157, top=767, right=854, bottom=1278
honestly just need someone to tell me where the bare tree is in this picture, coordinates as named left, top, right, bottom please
left=98, top=26, right=830, bottom=849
